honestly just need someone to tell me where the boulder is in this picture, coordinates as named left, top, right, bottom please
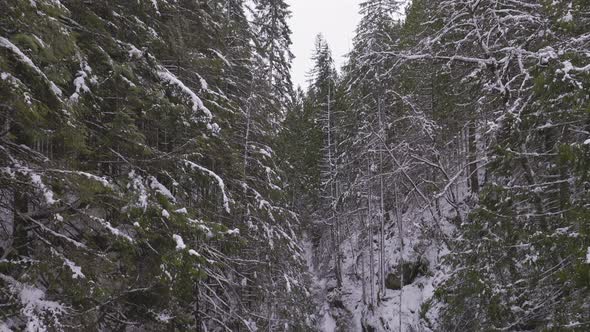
left=385, top=259, right=428, bottom=290
left=385, top=273, right=402, bottom=290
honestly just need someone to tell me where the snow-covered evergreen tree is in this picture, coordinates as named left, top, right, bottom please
left=0, top=1, right=312, bottom=330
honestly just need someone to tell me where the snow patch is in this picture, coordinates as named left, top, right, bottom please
left=150, top=0, right=161, bottom=15
left=561, top=11, right=573, bottom=23
left=172, top=234, right=186, bottom=250
left=1, top=71, right=32, bottom=104
left=31, top=173, right=55, bottom=205
left=15, top=166, right=55, bottom=205
left=226, top=228, right=240, bottom=235
left=156, top=311, right=173, bottom=322
left=62, top=256, right=84, bottom=279
left=51, top=249, right=84, bottom=280
left=320, top=311, right=336, bottom=332
left=149, top=176, right=175, bottom=202
left=259, top=148, right=272, bottom=158
left=128, top=170, right=148, bottom=209
left=199, top=76, right=208, bottom=91
left=0, top=322, right=12, bottom=332
left=68, top=62, right=92, bottom=103
left=0, top=274, right=65, bottom=332
left=128, top=44, right=143, bottom=59
left=206, top=122, right=221, bottom=135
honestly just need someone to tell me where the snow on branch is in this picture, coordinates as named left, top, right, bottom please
left=68, top=61, right=94, bottom=104
left=157, top=66, right=213, bottom=122
left=559, top=60, right=590, bottom=83
left=88, top=215, right=134, bottom=242
left=172, top=234, right=186, bottom=250
left=20, top=212, right=87, bottom=249
left=15, top=166, right=57, bottom=205
left=0, top=37, right=63, bottom=99
left=148, top=176, right=175, bottom=203
left=48, top=169, right=111, bottom=188
left=50, top=248, right=85, bottom=280
left=0, top=273, right=66, bottom=332
left=184, top=160, right=231, bottom=213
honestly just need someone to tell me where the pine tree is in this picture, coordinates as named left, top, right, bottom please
left=252, top=0, right=294, bottom=129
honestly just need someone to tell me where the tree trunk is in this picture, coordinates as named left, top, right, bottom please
left=468, top=121, right=479, bottom=194
left=367, top=157, right=375, bottom=309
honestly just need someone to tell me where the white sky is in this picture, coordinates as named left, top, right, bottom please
left=287, top=0, right=362, bottom=89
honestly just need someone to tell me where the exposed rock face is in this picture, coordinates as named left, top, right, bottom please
left=362, top=322, right=376, bottom=332
left=385, top=259, right=428, bottom=290
left=385, top=273, right=402, bottom=290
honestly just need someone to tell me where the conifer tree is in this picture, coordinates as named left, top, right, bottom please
left=0, top=1, right=313, bottom=330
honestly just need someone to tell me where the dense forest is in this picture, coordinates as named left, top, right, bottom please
left=1, top=0, right=589, bottom=331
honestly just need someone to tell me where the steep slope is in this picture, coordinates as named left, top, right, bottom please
left=282, top=0, right=590, bottom=331
left=2, top=0, right=590, bottom=331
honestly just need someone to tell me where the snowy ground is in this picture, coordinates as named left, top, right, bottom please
left=305, top=181, right=468, bottom=331
left=303, top=236, right=339, bottom=331
left=337, top=208, right=451, bottom=331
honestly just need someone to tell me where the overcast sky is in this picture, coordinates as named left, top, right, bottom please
left=286, top=0, right=362, bottom=89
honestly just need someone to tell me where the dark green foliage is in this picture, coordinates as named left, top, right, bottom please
left=0, top=0, right=312, bottom=330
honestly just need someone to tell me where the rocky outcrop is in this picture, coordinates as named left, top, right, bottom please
left=385, top=258, right=428, bottom=290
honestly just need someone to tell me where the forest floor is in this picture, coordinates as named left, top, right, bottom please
left=303, top=195, right=461, bottom=331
